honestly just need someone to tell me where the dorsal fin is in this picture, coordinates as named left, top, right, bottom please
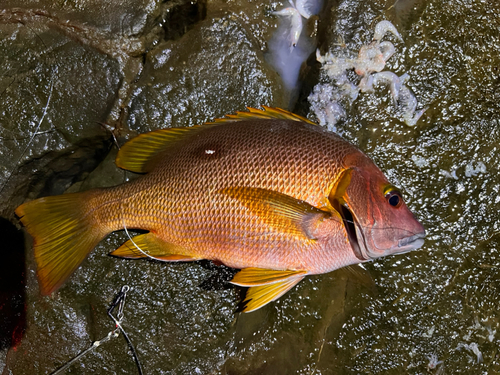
left=209, top=106, right=317, bottom=125
left=116, top=107, right=316, bottom=173
left=115, top=126, right=205, bottom=173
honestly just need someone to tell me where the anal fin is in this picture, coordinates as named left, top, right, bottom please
left=230, top=267, right=307, bottom=286
left=231, top=268, right=307, bottom=312
left=239, top=276, right=305, bottom=313
left=110, top=233, right=198, bottom=262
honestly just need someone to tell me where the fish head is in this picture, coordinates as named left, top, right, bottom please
left=335, top=161, right=425, bottom=261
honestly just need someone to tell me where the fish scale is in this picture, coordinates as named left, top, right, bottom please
left=90, top=120, right=352, bottom=269
left=16, top=107, right=425, bottom=312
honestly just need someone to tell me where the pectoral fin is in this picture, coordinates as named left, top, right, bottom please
left=230, top=267, right=307, bottom=286
left=110, top=233, right=198, bottom=262
left=220, top=187, right=333, bottom=239
left=239, top=276, right=305, bottom=313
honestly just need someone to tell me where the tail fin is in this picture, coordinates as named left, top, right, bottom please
left=15, top=192, right=108, bottom=295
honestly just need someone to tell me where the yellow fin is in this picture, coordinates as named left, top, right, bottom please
left=110, top=233, right=197, bottom=261
left=15, top=192, right=108, bottom=295
left=230, top=268, right=307, bottom=286
left=220, top=187, right=332, bottom=239
left=209, top=106, right=316, bottom=125
left=117, top=107, right=315, bottom=173
left=115, top=126, right=206, bottom=173
left=240, top=276, right=305, bottom=312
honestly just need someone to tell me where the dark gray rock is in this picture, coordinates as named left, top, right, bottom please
left=0, top=20, right=120, bottom=217
left=127, top=15, right=286, bottom=133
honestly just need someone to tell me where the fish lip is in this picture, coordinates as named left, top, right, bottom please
left=397, top=231, right=426, bottom=251
left=398, top=231, right=426, bottom=247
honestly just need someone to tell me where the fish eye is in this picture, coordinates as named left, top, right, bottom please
left=385, top=190, right=403, bottom=208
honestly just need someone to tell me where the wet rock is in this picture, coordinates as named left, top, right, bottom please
left=2, top=0, right=162, bottom=37
left=1, top=6, right=287, bottom=373
left=162, top=0, right=208, bottom=41
left=0, top=137, right=112, bottom=224
left=299, top=1, right=500, bottom=373
left=0, top=20, right=120, bottom=217
left=224, top=267, right=375, bottom=374
left=127, top=15, right=286, bottom=133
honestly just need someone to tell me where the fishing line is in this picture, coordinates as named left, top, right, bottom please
left=97, top=121, right=121, bottom=150
left=50, top=331, right=119, bottom=375
left=0, top=77, right=16, bottom=100
left=53, top=198, right=160, bottom=375
left=50, top=285, right=143, bottom=375
left=107, top=286, right=144, bottom=375
left=0, top=76, right=54, bottom=196
left=0, top=129, right=56, bottom=141
left=120, top=204, right=167, bottom=262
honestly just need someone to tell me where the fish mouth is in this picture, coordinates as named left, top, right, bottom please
left=397, top=231, right=426, bottom=252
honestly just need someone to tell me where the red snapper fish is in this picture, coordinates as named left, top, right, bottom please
left=16, top=107, right=425, bottom=312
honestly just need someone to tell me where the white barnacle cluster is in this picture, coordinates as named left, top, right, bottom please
left=310, top=20, right=426, bottom=128
left=454, top=317, right=498, bottom=365
left=456, top=342, right=483, bottom=364
left=272, top=0, right=315, bottom=51
left=426, top=353, right=443, bottom=370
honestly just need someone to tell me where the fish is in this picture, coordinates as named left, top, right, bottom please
left=15, top=107, right=425, bottom=312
